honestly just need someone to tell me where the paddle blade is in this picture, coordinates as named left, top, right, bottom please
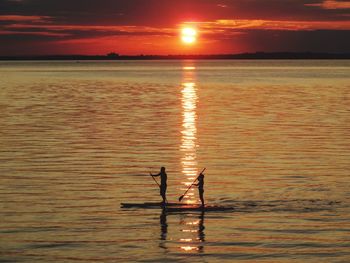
left=178, top=195, right=184, bottom=202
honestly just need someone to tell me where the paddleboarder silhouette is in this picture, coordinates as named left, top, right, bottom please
left=194, top=172, right=205, bottom=207
left=151, top=167, right=167, bottom=204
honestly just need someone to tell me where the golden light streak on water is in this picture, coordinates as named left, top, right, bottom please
left=180, top=238, right=193, bottom=242
left=181, top=229, right=199, bottom=233
left=180, top=65, right=199, bottom=204
left=179, top=212, right=205, bottom=253
left=186, top=220, right=200, bottom=225
left=181, top=246, right=199, bottom=252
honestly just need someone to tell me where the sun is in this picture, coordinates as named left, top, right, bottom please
left=181, top=27, right=197, bottom=44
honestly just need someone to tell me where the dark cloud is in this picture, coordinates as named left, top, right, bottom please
left=1, top=0, right=350, bottom=25
left=235, top=29, right=350, bottom=53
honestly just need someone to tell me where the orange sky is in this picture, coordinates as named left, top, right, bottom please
left=0, top=0, right=349, bottom=55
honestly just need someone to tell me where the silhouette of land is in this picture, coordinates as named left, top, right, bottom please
left=0, top=52, right=349, bottom=60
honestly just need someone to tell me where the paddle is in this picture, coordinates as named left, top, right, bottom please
left=150, top=172, right=160, bottom=187
left=178, top=168, right=206, bottom=202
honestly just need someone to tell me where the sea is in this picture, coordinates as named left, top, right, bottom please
left=0, top=60, right=350, bottom=262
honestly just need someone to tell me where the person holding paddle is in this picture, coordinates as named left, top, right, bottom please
left=194, top=172, right=205, bottom=207
left=179, top=168, right=206, bottom=207
left=151, top=167, right=167, bottom=205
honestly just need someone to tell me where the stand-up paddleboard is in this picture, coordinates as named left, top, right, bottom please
left=121, top=202, right=234, bottom=212
left=165, top=205, right=234, bottom=212
left=121, top=202, right=181, bottom=208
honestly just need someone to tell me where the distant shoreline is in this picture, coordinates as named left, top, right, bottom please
left=1, top=52, right=350, bottom=61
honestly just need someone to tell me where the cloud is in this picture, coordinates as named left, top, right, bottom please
left=2, top=17, right=349, bottom=42
left=186, top=19, right=350, bottom=33
left=0, top=22, right=176, bottom=43
left=5, top=24, right=173, bottom=33
left=305, top=0, right=350, bottom=10
left=0, top=15, right=50, bottom=22
left=1, top=0, right=349, bottom=25
left=0, top=30, right=69, bottom=37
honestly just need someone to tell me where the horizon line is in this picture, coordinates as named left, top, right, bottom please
left=1, top=51, right=350, bottom=60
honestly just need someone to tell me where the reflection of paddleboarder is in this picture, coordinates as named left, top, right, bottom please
left=194, top=172, right=204, bottom=207
left=151, top=167, right=167, bottom=204
left=159, top=209, right=168, bottom=250
left=160, top=209, right=168, bottom=240
left=198, top=210, right=205, bottom=252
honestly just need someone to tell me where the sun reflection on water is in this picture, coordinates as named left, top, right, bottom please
left=178, top=64, right=206, bottom=253
left=181, top=246, right=199, bottom=252
left=179, top=211, right=206, bottom=253
left=180, top=65, right=198, bottom=204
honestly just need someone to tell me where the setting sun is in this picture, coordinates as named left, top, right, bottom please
left=181, top=27, right=197, bottom=44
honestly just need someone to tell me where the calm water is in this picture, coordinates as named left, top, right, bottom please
left=0, top=60, right=350, bottom=262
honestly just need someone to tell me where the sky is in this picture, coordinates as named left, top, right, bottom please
left=0, top=0, right=349, bottom=55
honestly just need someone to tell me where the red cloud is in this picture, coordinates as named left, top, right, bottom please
left=0, top=15, right=51, bottom=22
left=0, top=30, right=70, bottom=37
left=305, top=0, right=350, bottom=9
left=185, top=19, right=350, bottom=33
left=4, top=24, right=174, bottom=34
